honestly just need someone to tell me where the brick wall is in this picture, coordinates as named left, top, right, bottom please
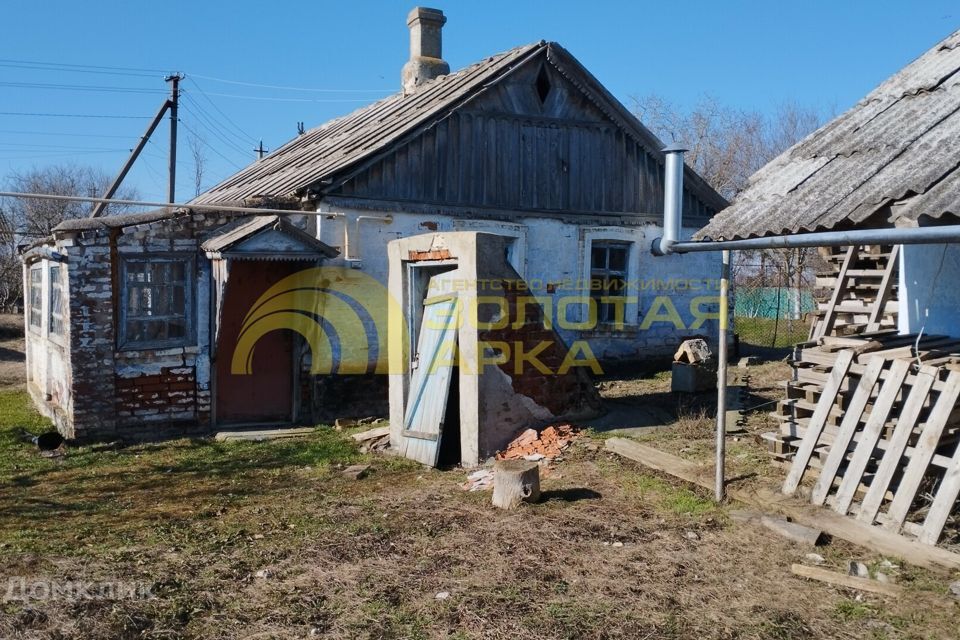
left=55, top=212, right=230, bottom=441
left=479, top=283, right=601, bottom=417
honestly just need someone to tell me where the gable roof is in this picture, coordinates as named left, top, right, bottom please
left=697, top=29, right=960, bottom=241
left=201, top=215, right=337, bottom=260
left=193, top=42, right=726, bottom=213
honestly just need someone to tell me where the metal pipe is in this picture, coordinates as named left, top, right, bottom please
left=671, top=225, right=960, bottom=252
left=715, top=249, right=731, bottom=502
left=651, top=143, right=687, bottom=256
left=350, top=214, right=393, bottom=261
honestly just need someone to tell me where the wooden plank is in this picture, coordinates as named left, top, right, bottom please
left=866, top=245, right=900, bottom=332
left=790, top=564, right=903, bottom=596
left=810, top=356, right=886, bottom=505
left=783, top=350, right=855, bottom=495
left=918, top=440, right=960, bottom=544
left=604, top=437, right=708, bottom=487
left=856, top=365, right=938, bottom=524
left=605, top=437, right=960, bottom=571
left=886, top=371, right=960, bottom=530
left=817, top=246, right=858, bottom=339
left=832, top=359, right=911, bottom=515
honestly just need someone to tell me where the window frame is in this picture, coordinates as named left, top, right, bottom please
left=48, top=263, right=65, bottom=341
left=28, top=263, right=43, bottom=333
left=118, top=254, right=195, bottom=350
left=589, top=240, right=631, bottom=325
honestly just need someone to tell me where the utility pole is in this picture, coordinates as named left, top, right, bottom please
left=254, top=139, right=268, bottom=160
left=165, top=73, right=182, bottom=204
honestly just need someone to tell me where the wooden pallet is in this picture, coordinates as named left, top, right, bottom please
left=808, top=245, right=899, bottom=340
left=781, top=350, right=960, bottom=546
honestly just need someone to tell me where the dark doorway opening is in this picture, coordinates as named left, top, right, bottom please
left=436, top=364, right=461, bottom=467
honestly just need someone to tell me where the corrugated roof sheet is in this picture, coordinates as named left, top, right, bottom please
left=697, top=29, right=960, bottom=240
left=193, top=41, right=726, bottom=214
left=192, top=43, right=545, bottom=205
left=54, top=208, right=183, bottom=232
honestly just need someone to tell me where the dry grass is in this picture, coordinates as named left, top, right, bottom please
left=1, top=343, right=957, bottom=638
left=1, top=384, right=958, bottom=639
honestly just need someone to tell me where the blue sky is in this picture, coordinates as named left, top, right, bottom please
left=1, top=1, right=956, bottom=203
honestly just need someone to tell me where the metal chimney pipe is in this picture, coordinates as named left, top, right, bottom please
left=652, top=143, right=688, bottom=256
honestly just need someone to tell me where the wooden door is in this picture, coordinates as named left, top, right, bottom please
left=402, top=291, right=459, bottom=466
left=216, top=261, right=302, bottom=424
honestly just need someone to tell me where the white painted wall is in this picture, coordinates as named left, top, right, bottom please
left=23, top=257, right=72, bottom=431
left=899, top=243, right=960, bottom=336
left=316, top=203, right=722, bottom=364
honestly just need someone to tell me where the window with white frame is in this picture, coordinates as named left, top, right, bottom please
left=120, top=256, right=193, bottom=348
left=28, top=263, right=42, bottom=331
left=48, top=264, right=64, bottom=336
left=590, top=241, right=630, bottom=324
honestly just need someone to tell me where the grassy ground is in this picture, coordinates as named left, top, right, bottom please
left=2, top=384, right=959, bottom=638
left=735, top=316, right=810, bottom=349
left=1, top=316, right=959, bottom=638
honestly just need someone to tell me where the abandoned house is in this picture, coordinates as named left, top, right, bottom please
left=697, top=28, right=960, bottom=546
left=22, top=6, right=726, bottom=448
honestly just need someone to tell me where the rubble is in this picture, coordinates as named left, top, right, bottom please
left=495, top=423, right=581, bottom=461
left=671, top=339, right=717, bottom=393
left=342, top=464, right=371, bottom=480
left=351, top=425, right=391, bottom=453
left=462, top=468, right=494, bottom=492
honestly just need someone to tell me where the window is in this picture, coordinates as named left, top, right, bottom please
left=590, top=242, right=630, bottom=324
left=28, top=264, right=42, bottom=331
left=120, top=256, right=193, bottom=348
left=49, top=264, right=64, bottom=336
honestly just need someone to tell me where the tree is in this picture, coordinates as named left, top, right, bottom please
left=0, top=164, right=140, bottom=311
left=188, top=133, right=207, bottom=198
left=633, top=95, right=826, bottom=340
left=632, top=94, right=822, bottom=201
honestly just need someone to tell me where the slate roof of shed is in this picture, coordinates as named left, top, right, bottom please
left=192, top=41, right=726, bottom=212
left=696, top=29, right=960, bottom=241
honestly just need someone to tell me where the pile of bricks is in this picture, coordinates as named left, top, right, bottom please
left=496, top=423, right=580, bottom=461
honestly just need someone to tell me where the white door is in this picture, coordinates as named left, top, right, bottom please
left=402, top=290, right=459, bottom=466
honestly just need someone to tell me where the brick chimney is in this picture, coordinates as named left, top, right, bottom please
left=401, top=7, right=449, bottom=94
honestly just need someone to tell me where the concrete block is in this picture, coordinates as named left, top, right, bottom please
left=671, top=362, right=716, bottom=393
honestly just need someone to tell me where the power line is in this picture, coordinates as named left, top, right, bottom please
left=176, top=120, right=245, bottom=170
left=183, top=78, right=257, bottom=145
left=0, top=111, right=150, bottom=119
left=0, top=58, right=169, bottom=74
left=198, top=90, right=377, bottom=103
left=179, top=98, right=251, bottom=155
left=0, top=142, right=132, bottom=151
left=0, top=150, right=129, bottom=161
left=0, top=129, right=136, bottom=139
left=0, top=61, right=161, bottom=79
left=187, top=72, right=391, bottom=94
left=0, top=80, right=166, bottom=95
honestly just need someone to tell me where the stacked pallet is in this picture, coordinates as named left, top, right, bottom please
left=762, top=333, right=960, bottom=544
left=808, top=245, right=899, bottom=340
left=766, top=245, right=901, bottom=459
left=777, top=343, right=960, bottom=546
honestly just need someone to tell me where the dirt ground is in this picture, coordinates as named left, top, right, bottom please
left=1, top=327, right=959, bottom=638
left=0, top=314, right=25, bottom=390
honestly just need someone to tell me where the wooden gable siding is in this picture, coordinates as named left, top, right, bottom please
left=333, top=61, right=715, bottom=218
